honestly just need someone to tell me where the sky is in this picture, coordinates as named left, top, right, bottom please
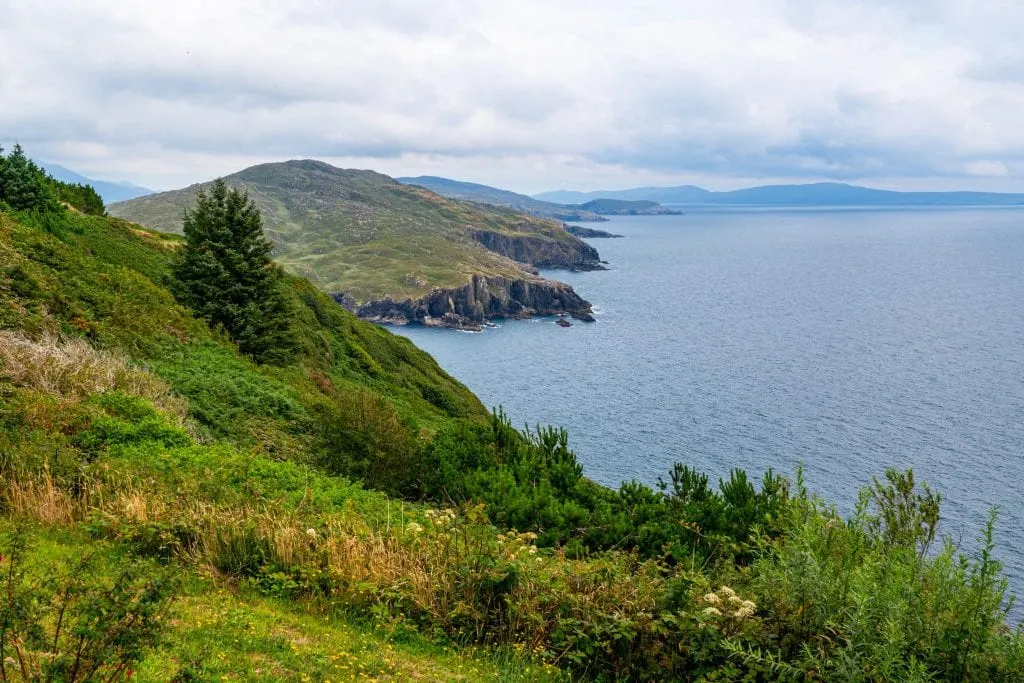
left=2, top=0, right=1024, bottom=194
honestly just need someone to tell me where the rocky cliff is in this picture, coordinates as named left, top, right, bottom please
left=339, top=275, right=596, bottom=330
left=467, top=227, right=605, bottom=271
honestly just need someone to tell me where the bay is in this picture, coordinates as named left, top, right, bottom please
left=392, top=208, right=1024, bottom=600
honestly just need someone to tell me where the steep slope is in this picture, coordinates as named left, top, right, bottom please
left=110, top=161, right=600, bottom=327
left=397, top=175, right=609, bottom=222
left=0, top=208, right=554, bottom=679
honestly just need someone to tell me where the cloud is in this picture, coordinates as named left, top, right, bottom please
left=1, top=0, right=1023, bottom=192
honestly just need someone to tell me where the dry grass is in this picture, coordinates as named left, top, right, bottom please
left=0, top=330, right=188, bottom=421
left=0, top=471, right=78, bottom=525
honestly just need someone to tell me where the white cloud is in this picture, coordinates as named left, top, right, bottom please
left=1, top=0, right=1023, bottom=192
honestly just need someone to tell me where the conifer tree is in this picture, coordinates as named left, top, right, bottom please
left=173, top=179, right=296, bottom=363
left=0, top=144, right=61, bottom=213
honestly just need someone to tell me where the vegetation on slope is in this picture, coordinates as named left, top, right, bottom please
left=109, top=160, right=598, bottom=304
left=3, top=155, right=1024, bottom=680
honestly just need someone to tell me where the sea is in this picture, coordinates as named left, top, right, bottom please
left=392, top=207, right=1024, bottom=605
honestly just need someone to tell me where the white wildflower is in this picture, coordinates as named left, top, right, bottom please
left=735, top=602, right=756, bottom=619
left=702, top=592, right=721, bottom=606
left=305, top=528, right=317, bottom=538
left=702, top=607, right=722, bottom=617
left=718, top=586, right=736, bottom=599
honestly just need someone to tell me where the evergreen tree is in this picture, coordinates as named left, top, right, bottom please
left=173, top=179, right=296, bottom=363
left=52, top=180, right=105, bottom=215
left=0, top=144, right=61, bottom=213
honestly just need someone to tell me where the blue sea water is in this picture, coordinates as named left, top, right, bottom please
left=392, top=208, right=1024, bottom=600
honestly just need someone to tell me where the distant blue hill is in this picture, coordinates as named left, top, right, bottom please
left=41, top=163, right=153, bottom=204
left=535, top=182, right=1024, bottom=207
left=396, top=176, right=608, bottom=221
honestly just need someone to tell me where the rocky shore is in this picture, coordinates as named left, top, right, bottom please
left=336, top=274, right=596, bottom=330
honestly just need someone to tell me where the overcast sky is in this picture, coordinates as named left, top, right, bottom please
left=2, top=0, right=1024, bottom=193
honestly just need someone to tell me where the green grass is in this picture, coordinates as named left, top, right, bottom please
left=2, top=524, right=561, bottom=683
left=0, top=210, right=484, bottom=437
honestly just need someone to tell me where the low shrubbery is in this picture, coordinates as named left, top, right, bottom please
left=2, top=368, right=1021, bottom=680
left=420, top=411, right=789, bottom=566
left=0, top=528, right=175, bottom=682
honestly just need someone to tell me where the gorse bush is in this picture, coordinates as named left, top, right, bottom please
left=0, top=528, right=175, bottom=682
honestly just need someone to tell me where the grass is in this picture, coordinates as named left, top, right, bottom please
left=1, top=524, right=561, bottom=682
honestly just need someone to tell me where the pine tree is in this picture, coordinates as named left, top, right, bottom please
left=173, top=179, right=296, bottom=363
left=0, top=144, right=61, bottom=213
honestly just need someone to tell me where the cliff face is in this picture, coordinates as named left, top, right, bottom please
left=339, top=275, right=596, bottom=330
left=467, top=227, right=605, bottom=271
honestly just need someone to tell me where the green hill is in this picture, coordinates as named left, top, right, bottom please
left=4, top=149, right=1024, bottom=680
left=396, top=175, right=610, bottom=222
left=577, top=198, right=681, bottom=215
left=110, top=161, right=602, bottom=327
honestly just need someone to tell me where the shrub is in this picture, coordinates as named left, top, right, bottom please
left=0, top=527, right=176, bottom=682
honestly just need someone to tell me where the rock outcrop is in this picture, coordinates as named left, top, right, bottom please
left=338, top=275, right=596, bottom=329
left=467, top=227, right=604, bottom=271
left=565, top=225, right=624, bottom=239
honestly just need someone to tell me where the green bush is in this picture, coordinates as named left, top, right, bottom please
left=0, top=527, right=175, bottom=682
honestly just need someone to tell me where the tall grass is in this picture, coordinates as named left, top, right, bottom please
left=0, top=330, right=187, bottom=421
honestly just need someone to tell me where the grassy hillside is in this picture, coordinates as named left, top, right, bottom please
left=0, top=206, right=557, bottom=679
left=4, top=169, right=1024, bottom=680
left=109, top=160, right=595, bottom=304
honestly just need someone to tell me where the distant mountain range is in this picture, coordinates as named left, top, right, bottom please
left=41, top=163, right=153, bottom=203
left=534, top=182, right=1024, bottom=207
left=397, top=176, right=609, bottom=222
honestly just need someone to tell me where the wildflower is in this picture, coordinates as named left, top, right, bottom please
left=702, top=592, right=721, bottom=606
left=306, top=528, right=317, bottom=538
left=728, top=595, right=744, bottom=608
left=718, top=586, right=736, bottom=599
left=406, top=522, right=423, bottom=534
left=528, top=546, right=537, bottom=554
left=702, top=607, right=722, bottom=617
left=735, top=602, right=756, bottom=619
